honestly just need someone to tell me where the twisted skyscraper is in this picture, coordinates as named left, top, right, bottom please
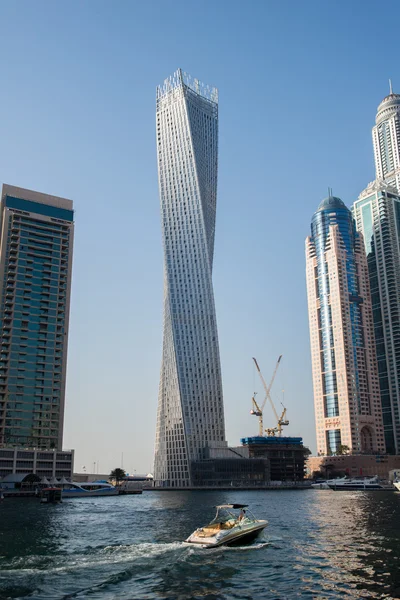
left=154, top=69, right=226, bottom=488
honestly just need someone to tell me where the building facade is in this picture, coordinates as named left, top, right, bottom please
left=0, top=447, right=74, bottom=479
left=191, top=457, right=270, bottom=488
left=307, top=453, right=400, bottom=480
left=241, top=436, right=309, bottom=481
left=154, top=69, right=226, bottom=487
left=350, top=89, right=400, bottom=455
left=372, top=87, right=400, bottom=192
left=305, top=195, right=386, bottom=456
left=0, top=185, right=74, bottom=450
left=353, top=181, right=400, bottom=453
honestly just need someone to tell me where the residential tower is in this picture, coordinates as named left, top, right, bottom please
left=306, top=195, right=386, bottom=456
left=352, top=87, right=400, bottom=453
left=0, top=185, right=74, bottom=450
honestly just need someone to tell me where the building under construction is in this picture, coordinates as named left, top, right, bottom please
left=241, top=436, right=310, bottom=481
left=243, top=356, right=310, bottom=480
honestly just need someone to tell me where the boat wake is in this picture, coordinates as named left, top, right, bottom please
left=1, top=538, right=273, bottom=599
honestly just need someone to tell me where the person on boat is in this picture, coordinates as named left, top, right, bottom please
left=238, top=509, right=246, bottom=522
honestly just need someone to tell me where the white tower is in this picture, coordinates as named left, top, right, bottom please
left=351, top=83, right=400, bottom=454
left=154, top=70, right=226, bottom=488
left=372, top=82, right=400, bottom=192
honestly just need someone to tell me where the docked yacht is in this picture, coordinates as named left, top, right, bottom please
left=311, top=477, right=347, bottom=489
left=62, top=481, right=119, bottom=498
left=185, top=504, right=268, bottom=548
left=327, top=476, right=391, bottom=491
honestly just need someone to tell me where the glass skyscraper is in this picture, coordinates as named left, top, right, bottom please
left=352, top=88, right=400, bottom=454
left=372, top=87, right=400, bottom=192
left=154, top=69, right=226, bottom=488
left=353, top=182, right=400, bottom=453
left=0, top=185, right=74, bottom=450
left=306, top=195, right=386, bottom=456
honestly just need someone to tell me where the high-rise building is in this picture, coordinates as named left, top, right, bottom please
left=305, top=195, right=386, bottom=456
left=351, top=87, right=400, bottom=454
left=353, top=182, right=400, bottom=454
left=372, top=85, right=400, bottom=192
left=154, top=69, right=226, bottom=488
left=0, top=185, right=74, bottom=450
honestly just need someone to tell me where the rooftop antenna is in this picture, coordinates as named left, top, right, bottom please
left=389, top=79, right=393, bottom=95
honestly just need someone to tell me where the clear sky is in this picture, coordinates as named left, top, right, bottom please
left=0, top=0, right=398, bottom=475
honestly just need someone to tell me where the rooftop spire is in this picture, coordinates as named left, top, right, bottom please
left=389, top=78, right=393, bottom=95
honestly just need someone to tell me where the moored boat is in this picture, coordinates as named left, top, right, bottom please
left=62, top=481, right=119, bottom=498
left=311, top=477, right=347, bottom=489
left=184, top=504, right=268, bottom=548
left=327, top=476, right=392, bottom=491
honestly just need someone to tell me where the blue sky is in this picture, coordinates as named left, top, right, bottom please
left=0, top=0, right=398, bottom=474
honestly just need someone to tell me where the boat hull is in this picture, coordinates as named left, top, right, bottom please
left=311, top=482, right=330, bottom=489
left=62, top=489, right=119, bottom=498
left=327, top=483, right=390, bottom=491
left=185, top=520, right=268, bottom=548
left=224, top=524, right=267, bottom=546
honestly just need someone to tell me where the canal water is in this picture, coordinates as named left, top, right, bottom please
left=1, top=489, right=400, bottom=599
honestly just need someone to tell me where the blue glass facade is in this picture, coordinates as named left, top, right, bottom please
left=326, top=429, right=342, bottom=455
left=311, top=197, right=364, bottom=421
left=307, top=195, right=386, bottom=456
left=0, top=187, right=74, bottom=450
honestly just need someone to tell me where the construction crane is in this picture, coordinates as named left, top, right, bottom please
left=250, top=355, right=289, bottom=437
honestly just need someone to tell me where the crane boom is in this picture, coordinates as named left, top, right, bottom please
left=252, top=355, right=282, bottom=420
left=250, top=395, right=263, bottom=436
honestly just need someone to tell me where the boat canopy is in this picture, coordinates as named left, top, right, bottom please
left=215, top=504, right=248, bottom=509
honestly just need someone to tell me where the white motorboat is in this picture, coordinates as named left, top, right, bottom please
left=327, top=475, right=392, bottom=491
left=311, top=477, right=347, bottom=489
left=393, top=480, right=400, bottom=492
left=184, top=504, right=268, bottom=548
left=61, top=481, right=119, bottom=498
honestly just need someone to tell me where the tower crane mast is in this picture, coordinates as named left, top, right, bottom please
left=251, top=355, right=289, bottom=436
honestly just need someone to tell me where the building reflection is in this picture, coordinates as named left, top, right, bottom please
left=299, top=492, right=400, bottom=597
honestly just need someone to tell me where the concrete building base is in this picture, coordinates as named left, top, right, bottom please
left=307, top=454, right=400, bottom=479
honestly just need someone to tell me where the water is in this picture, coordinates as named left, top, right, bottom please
left=1, top=490, right=400, bottom=599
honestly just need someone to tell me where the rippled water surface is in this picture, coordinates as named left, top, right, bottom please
left=1, top=490, right=400, bottom=599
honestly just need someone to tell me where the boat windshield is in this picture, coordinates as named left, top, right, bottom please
left=210, top=506, right=257, bottom=524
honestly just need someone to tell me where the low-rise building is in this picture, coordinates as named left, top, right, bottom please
left=307, top=454, right=400, bottom=480
left=188, top=443, right=269, bottom=488
left=122, top=474, right=154, bottom=489
left=191, top=457, right=270, bottom=488
left=0, top=447, right=73, bottom=480
left=73, top=472, right=110, bottom=483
